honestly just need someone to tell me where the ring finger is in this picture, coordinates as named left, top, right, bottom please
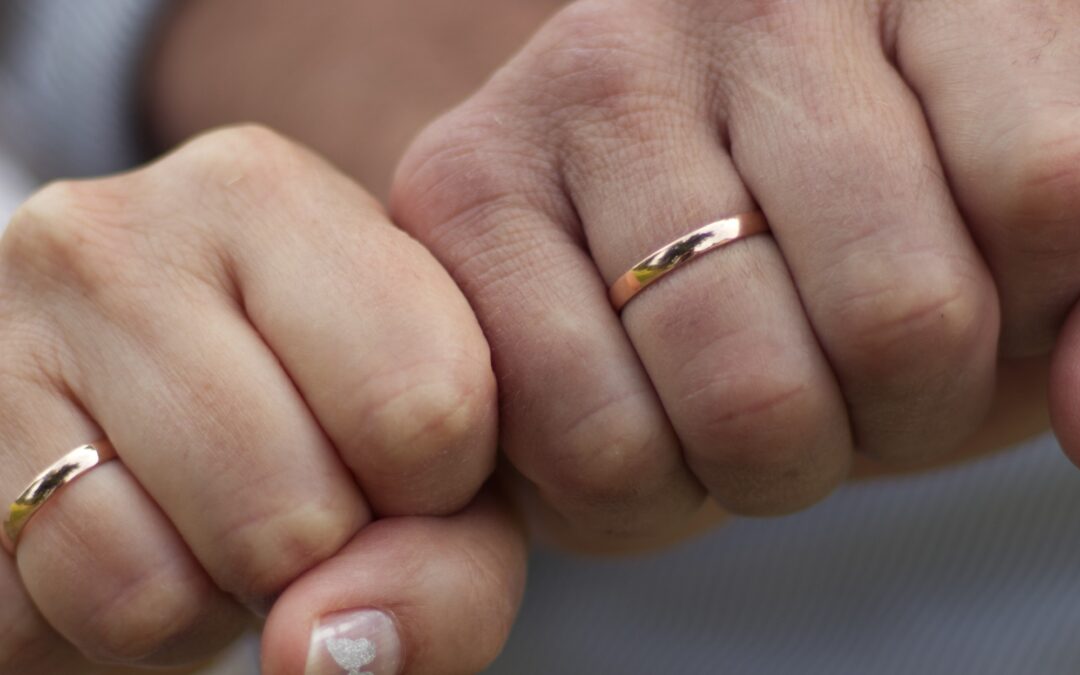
left=0, top=365, right=247, bottom=667
left=560, top=102, right=854, bottom=514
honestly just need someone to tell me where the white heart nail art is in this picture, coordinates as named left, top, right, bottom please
left=326, top=636, right=376, bottom=675
left=309, top=609, right=400, bottom=675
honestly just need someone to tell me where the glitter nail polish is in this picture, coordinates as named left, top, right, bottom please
left=307, top=609, right=402, bottom=675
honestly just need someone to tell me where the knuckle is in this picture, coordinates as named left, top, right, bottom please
left=680, top=366, right=843, bottom=515
left=832, top=262, right=989, bottom=381
left=999, top=123, right=1080, bottom=255
left=155, top=123, right=382, bottom=261
left=549, top=391, right=673, bottom=514
left=644, top=277, right=846, bottom=509
left=357, top=359, right=497, bottom=503
left=4, top=179, right=140, bottom=291
left=393, top=2, right=672, bottom=241
left=392, top=106, right=553, bottom=245
left=179, top=123, right=301, bottom=168
left=530, top=0, right=712, bottom=155
left=686, top=371, right=815, bottom=466
left=216, top=495, right=358, bottom=602
left=165, top=123, right=319, bottom=198
left=535, top=2, right=655, bottom=112
left=725, top=0, right=813, bottom=26
left=692, top=0, right=821, bottom=41
left=78, top=566, right=209, bottom=664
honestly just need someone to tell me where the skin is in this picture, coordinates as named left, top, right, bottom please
left=388, top=0, right=1080, bottom=545
left=145, top=0, right=1062, bottom=537
left=0, top=127, right=525, bottom=674
left=7, top=0, right=1080, bottom=672
left=146, top=0, right=1066, bottom=540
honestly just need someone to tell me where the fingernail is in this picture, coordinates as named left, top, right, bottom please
left=307, top=609, right=403, bottom=675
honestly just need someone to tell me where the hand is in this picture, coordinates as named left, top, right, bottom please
left=0, top=126, right=525, bottom=674
left=390, top=0, right=1079, bottom=547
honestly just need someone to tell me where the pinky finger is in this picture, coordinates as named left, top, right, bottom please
left=262, top=488, right=527, bottom=675
left=1, top=522, right=253, bottom=675
left=0, top=555, right=93, bottom=675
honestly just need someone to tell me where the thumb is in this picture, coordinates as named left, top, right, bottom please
left=261, top=487, right=527, bottom=675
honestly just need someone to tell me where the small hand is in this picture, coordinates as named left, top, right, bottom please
left=0, top=126, right=525, bottom=674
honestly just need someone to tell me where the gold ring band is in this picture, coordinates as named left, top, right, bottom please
left=609, top=211, right=770, bottom=312
left=2, top=441, right=117, bottom=554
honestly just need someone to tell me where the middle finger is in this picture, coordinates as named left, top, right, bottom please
left=717, top=1, right=999, bottom=462
left=548, top=9, right=855, bottom=513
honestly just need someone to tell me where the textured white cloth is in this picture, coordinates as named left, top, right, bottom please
left=0, top=0, right=167, bottom=180
left=488, top=433, right=1080, bottom=675
left=0, top=151, right=33, bottom=225
left=2, top=3, right=1080, bottom=675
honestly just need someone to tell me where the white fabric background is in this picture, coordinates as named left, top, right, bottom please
left=488, top=433, right=1080, bottom=675
left=0, top=150, right=33, bottom=225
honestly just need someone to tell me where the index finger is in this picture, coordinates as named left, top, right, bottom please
left=160, top=126, right=499, bottom=518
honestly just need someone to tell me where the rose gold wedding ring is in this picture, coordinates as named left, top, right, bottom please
left=609, top=211, right=770, bottom=312
left=2, top=440, right=117, bottom=554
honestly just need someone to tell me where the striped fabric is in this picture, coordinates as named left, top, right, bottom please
left=489, top=434, right=1080, bottom=674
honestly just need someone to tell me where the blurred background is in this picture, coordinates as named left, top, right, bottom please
left=0, top=150, right=32, bottom=225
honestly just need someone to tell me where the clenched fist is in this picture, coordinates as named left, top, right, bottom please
left=391, top=0, right=1078, bottom=544
left=0, top=126, right=526, bottom=675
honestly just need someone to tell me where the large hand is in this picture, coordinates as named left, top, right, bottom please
left=391, top=0, right=1076, bottom=547
left=0, top=126, right=524, bottom=674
